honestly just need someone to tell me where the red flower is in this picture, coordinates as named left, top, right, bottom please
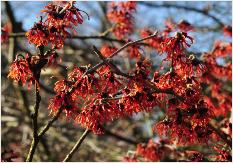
left=97, top=65, right=124, bottom=94
left=161, top=32, right=194, bottom=56
left=69, top=67, right=98, bottom=98
left=48, top=93, right=78, bottom=117
left=42, top=2, right=83, bottom=29
left=136, top=139, right=167, bottom=161
left=26, top=22, right=49, bottom=47
left=107, top=1, right=136, bottom=39
left=76, top=95, right=123, bottom=134
left=8, top=54, right=35, bottom=88
left=212, top=41, right=232, bottom=57
left=54, top=79, right=73, bottom=94
left=27, top=2, right=86, bottom=48
left=100, top=44, right=118, bottom=58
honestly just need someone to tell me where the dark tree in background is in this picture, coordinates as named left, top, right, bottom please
left=1, top=1, right=232, bottom=162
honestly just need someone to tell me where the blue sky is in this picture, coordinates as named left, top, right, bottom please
left=4, top=1, right=232, bottom=53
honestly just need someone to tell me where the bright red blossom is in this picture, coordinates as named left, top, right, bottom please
left=212, top=41, right=232, bottom=57
left=26, top=22, right=49, bottom=47
left=26, top=1, right=86, bottom=48
left=136, top=139, right=163, bottom=161
left=100, top=44, right=117, bottom=58
left=8, top=54, right=35, bottom=88
left=42, top=2, right=84, bottom=29
left=161, top=32, right=194, bottom=56
left=107, top=1, right=136, bottom=39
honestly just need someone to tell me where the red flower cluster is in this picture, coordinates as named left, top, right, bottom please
left=8, top=54, right=35, bottom=88
left=161, top=32, right=193, bottom=56
left=100, top=44, right=118, bottom=58
left=48, top=65, right=123, bottom=133
left=49, top=66, right=98, bottom=117
left=8, top=50, right=62, bottom=89
left=202, top=52, right=232, bottom=80
left=107, top=1, right=136, bottom=39
left=26, top=22, right=50, bottom=47
left=140, top=23, right=197, bottom=78
left=155, top=99, right=214, bottom=145
left=48, top=57, right=166, bottom=134
left=42, top=2, right=83, bottom=29
left=26, top=1, right=85, bottom=48
left=123, top=139, right=199, bottom=161
left=212, top=41, right=232, bottom=57
left=136, top=139, right=168, bottom=161
left=76, top=94, right=124, bottom=134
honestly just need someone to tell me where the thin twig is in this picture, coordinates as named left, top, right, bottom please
left=93, top=46, right=133, bottom=78
left=63, top=129, right=90, bottom=162
left=8, top=32, right=125, bottom=43
left=104, top=129, right=138, bottom=145
left=109, top=31, right=158, bottom=58
left=139, top=2, right=225, bottom=27
left=83, top=31, right=158, bottom=76
left=26, top=82, right=41, bottom=162
left=38, top=108, right=63, bottom=138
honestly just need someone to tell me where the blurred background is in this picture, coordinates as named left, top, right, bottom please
left=1, top=1, right=232, bottom=161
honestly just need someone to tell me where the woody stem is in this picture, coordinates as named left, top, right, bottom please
left=26, top=82, right=41, bottom=162
left=63, top=129, right=91, bottom=162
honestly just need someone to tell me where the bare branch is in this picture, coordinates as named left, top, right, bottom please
left=63, top=129, right=90, bottom=162
left=139, top=2, right=225, bottom=27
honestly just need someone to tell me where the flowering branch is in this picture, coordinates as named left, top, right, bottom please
left=84, top=31, right=158, bottom=76
left=8, top=32, right=124, bottom=43
left=93, top=46, right=132, bottom=78
left=4, top=1, right=231, bottom=161
left=109, top=31, right=158, bottom=58
left=25, top=47, right=61, bottom=161
left=56, top=31, right=159, bottom=161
